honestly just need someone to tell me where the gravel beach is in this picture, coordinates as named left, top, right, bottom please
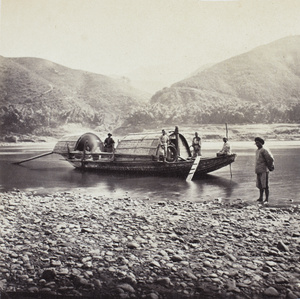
left=0, top=191, right=300, bottom=299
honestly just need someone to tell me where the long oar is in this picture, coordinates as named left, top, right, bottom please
left=13, top=152, right=53, bottom=165
left=186, top=156, right=201, bottom=181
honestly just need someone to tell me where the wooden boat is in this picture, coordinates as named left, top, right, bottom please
left=48, top=127, right=236, bottom=179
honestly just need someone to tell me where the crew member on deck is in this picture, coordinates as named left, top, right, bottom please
left=157, top=129, right=169, bottom=162
left=217, top=137, right=231, bottom=156
left=192, top=132, right=202, bottom=157
left=104, top=133, right=115, bottom=152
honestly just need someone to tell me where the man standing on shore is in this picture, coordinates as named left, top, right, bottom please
left=255, top=137, right=274, bottom=203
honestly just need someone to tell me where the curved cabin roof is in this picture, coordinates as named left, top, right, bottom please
left=53, top=133, right=103, bottom=154
left=53, top=130, right=192, bottom=159
left=116, top=131, right=191, bottom=158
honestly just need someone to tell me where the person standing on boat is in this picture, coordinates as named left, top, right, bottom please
left=255, top=137, right=274, bottom=203
left=192, top=132, right=202, bottom=157
left=104, top=133, right=115, bottom=152
left=217, top=137, right=231, bottom=156
left=158, top=129, right=169, bottom=162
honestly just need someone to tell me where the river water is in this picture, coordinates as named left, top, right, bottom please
left=0, top=141, right=299, bottom=206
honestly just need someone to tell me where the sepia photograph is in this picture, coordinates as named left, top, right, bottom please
left=0, top=0, right=300, bottom=298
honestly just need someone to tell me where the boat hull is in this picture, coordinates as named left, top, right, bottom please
left=63, top=154, right=236, bottom=178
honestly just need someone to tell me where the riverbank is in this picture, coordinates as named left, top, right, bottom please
left=1, top=123, right=300, bottom=147
left=1, top=191, right=300, bottom=299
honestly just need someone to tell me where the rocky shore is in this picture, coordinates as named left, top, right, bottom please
left=0, top=191, right=300, bottom=299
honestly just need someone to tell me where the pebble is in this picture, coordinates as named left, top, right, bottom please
left=156, top=277, right=171, bottom=286
left=0, top=191, right=299, bottom=299
left=277, top=240, right=290, bottom=252
left=266, top=261, right=278, bottom=267
left=118, top=283, right=135, bottom=293
left=127, top=241, right=139, bottom=249
left=171, top=254, right=183, bottom=262
left=264, top=286, right=280, bottom=296
left=149, top=260, right=160, bottom=268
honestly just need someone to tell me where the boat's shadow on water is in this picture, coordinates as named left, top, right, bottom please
left=189, top=174, right=238, bottom=200
left=4, top=143, right=300, bottom=206
left=7, top=157, right=238, bottom=201
left=72, top=169, right=238, bottom=202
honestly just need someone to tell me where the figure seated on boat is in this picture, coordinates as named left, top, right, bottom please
left=216, top=137, right=231, bottom=156
left=166, top=145, right=177, bottom=162
left=82, top=141, right=92, bottom=160
left=104, top=133, right=115, bottom=153
left=157, top=129, right=169, bottom=162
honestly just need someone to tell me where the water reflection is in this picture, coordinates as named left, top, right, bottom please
left=0, top=141, right=299, bottom=206
left=57, top=169, right=238, bottom=203
left=201, top=175, right=238, bottom=198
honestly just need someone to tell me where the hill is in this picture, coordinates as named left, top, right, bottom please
left=172, top=35, right=300, bottom=105
left=2, top=36, right=300, bottom=139
left=124, top=57, right=212, bottom=94
left=0, top=56, right=149, bottom=138
left=122, top=36, right=300, bottom=128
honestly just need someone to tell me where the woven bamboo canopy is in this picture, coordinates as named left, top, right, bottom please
left=53, top=128, right=192, bottom=159
left=116, top=131, right=191, bottom=159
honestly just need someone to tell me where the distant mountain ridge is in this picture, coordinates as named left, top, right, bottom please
left=172, top=35, right=300, bottom=104
left=1, top=36, right=300, bottom=139
left=122, top=36, right=300, bottom=128
left=0, top=56, right=149, bottom=137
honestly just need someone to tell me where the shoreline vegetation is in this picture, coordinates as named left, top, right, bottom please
left=1, top=191, right=300, bottom=299
left=0, top=123, right=300, bottom=146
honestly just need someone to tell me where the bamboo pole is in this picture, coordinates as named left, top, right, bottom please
left=225, top=123, right=232, bottom=178
left=13, top=152, right=53, bottom=165
left=225, top=123, right=228, bottom=139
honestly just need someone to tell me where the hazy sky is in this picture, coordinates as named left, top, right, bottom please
left=1, top=0, right=300, bottom=77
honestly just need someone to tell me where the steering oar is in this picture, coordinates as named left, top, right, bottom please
left=13, top=151, right=53, bottom=165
